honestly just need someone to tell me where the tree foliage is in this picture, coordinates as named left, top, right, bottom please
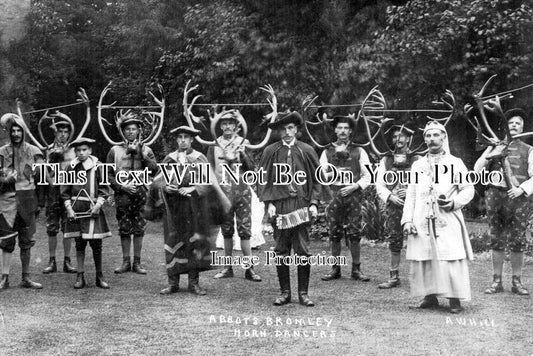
left=2, top=0, right=532, bottom=160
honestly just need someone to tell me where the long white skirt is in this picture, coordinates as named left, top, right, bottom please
left=215, top=188, right=266, bottom=250
left=409, top=259, right=471, bottom=301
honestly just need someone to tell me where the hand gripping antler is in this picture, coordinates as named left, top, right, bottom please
left=98, top=82, right=165, bottom=146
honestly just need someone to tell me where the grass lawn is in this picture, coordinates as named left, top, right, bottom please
left=0, top=207, right=531, bottom=355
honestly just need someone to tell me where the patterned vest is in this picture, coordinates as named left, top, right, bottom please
left=383, top=153, right=416, bottom=191
left=506, top=139, right=532, bottom=184
left=324, top=143, right=361, bottom=184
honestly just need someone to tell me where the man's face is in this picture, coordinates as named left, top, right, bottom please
left=55, top=127, right=71, bottom=144
left=392, top=130, right=409, bottom=149
left=279, top=123, right=298, bottom=144
left=424, top=129, right=445, bottom=153
left=508, top=116, right=524, bottom=136
left=335, top=122, right=352, bottom=142
left=123, top=123, right=140, bottom=142
left=75, top=144, right=92, bottom=161
left=10, top=126, right=23, bottom=144
left=220, top=119, right=237, bottom=137
left=176, top=133, right=193, bottom=151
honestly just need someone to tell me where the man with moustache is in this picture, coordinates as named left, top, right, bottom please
left=402, top=121, right=474, bottom=313
left=320, top=116, right=372, bottom=282
left=474, top=109, right=533, bottom=296
left=0, top=114, right=45, bottom=289
left=42, top=119, right=77, bottom=274
left=107, top=115, right=157, bottom=275
left=207, top=111, right=261, bottom=282
left=376, top=124, right=419, bottom=289
left=257, top=111, right=321, bottom=306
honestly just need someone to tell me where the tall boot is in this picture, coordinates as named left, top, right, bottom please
left=93, top=244, right=109, bottom=289
left=115, top=235, right=131, bottom=274
left=378, top=269, right=400, bottom=289
left=0, top=274, right=9, bottom=289
left=511, top=275, right=529, bottom=295
left=63, top=257, right=77, bottom=273
left=351, top=263, right=370, bottom=281
left=273, top=264, right=291, bottom=306
left=42, top=256, right=57, bottom=274
left=20, top=249, right=42, bottom=289
left=484, top=274, right=503, bottom=294
left=114, top=257, right=131, bottom=274
left=160, top=274, right=180, bottom=294
left=297, top=264, right=314, bottom=307
left=74, top=272, right=86, bottom=289
left=321, top=264, right=341, bottom=281
left=132, top=256, right=147, bottom=275
left=188, top=269, right=206, bottom=295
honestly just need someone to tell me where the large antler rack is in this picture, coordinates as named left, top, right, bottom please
left=301, top=92, right=381, bottom=149
left=98, top=82, right=165, bottom=146
left=359, top=87, right=456, bottom=157
left=359, top=86, right=395, bottom=157
left=182, top=80, right=278, bottom=150
left=36, top=88, right=91, bottom=150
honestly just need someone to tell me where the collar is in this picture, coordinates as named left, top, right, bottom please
left=71, top=155, right=97, bottom=170
left=282, top=138, right=296, bottom=147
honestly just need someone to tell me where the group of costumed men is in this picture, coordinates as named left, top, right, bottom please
left=0, top=86, right=530, bottom=315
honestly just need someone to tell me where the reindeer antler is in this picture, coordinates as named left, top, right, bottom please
left=182, top=80, right=214, bottom=146
left=98, top=82, right=165, bottom=146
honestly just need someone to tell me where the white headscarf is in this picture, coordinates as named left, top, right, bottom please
left=423, top=121, right=450, bottom=154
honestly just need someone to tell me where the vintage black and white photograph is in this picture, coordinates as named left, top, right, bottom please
left=0, top=0, right=532, bottom=355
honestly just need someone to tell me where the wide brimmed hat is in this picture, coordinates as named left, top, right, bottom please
left=505, top=108, right=527, bottom=121
left=50, top=119, right=72, bottom=131
left=267, top=111, right=303, bottom=129
left=119, top=116, right=144, bottom=128
left=170, top=126, right=200, bottom=136
left=330, top=115, right=355, bottom=129
left=69, top=137, right=95, bottom=148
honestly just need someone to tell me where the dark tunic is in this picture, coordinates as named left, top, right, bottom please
left=158, top=149, right=215, bottom=276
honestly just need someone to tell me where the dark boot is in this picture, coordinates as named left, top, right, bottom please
left=42, top=257, right=57, bottom=274
left=95, top=272, right=109, bottom=289
left=378, top=269, right=400, bottom=289
left=297, top=264, right=314, bottom=307
left=63, top=257, right=77, bottom=273
left=114, top=257, right=131, bottom=274
left=511, top=275, right=529, bottom=295
left=214, top=266, right=234, bottom=279
left=132, top=256, right=147, bottom=275
left=321, top=264, right=341, bottom=281
left=449, top=298, right=464, bottom=313
left=419, top=294, right=439, bottom=309
left=93, top=245, right=109, bottom=289
left=0, top=274, right=9, bottom=289
left=160, top=275, right=180, bottom=295
left=74, top=272, right=86, bottom=289
left=351, top=263, right=370, bottom=281
left=244, top=267, right=262, bottom=282
left=484, top=274, right=504, bottom=294
left=273, top=264, right=291, bottom=306
left=188, top=270, right=206, bottom=295
left=20, top=273, right=43, bottom=289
